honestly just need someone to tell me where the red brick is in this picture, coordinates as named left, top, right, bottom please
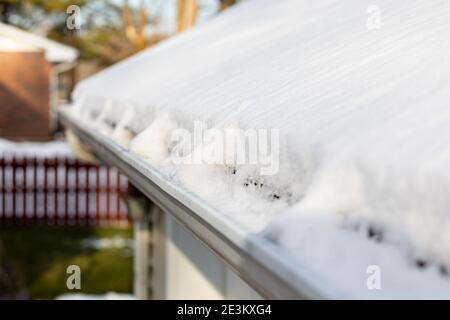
left=0, top=51, right=51, bottom=141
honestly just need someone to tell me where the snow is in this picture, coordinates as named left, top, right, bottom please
left=0, top=22, right=79, bottom=63
left=56, top=292, right=135, bottom=300
left=130, top=112, right=179, bottom=163
left=80, top=236, right=134, bottom=250
left=69, top=0, right=450, bottom=298
left=0, top=139, right=73, bottom=157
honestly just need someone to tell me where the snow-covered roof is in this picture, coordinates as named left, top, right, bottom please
left=0, top=22, right=78, bottom=63
left=68, top=0, right=450, bottom=299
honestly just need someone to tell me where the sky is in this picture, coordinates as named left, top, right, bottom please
left=112, top=0, right=220, bottom=34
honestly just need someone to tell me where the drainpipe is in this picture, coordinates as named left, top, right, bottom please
left=126, top=186, right=153, bottom=299
left=50, top=61, right=77, bottom=136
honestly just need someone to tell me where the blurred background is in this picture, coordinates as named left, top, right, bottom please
left=0, top=0, right=237, bottom=299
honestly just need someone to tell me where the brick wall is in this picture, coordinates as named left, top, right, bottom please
left=0, top=51, right=51, bottom=141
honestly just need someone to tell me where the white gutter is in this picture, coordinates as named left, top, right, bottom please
left=59, top=107, right=349, bottom=300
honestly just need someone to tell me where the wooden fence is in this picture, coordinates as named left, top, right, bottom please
left=0, top=155, right=129, bottom=226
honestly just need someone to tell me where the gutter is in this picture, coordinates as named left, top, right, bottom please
left=59, top=107, right=347, bottom=300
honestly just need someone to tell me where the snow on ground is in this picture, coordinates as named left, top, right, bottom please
left=0, top=139, right=73, bottom=157
left=56, top=292, right=135, bottom=300
left=80, top=236, right=134, bottom=250
left=69, top=0, right=450, bottom=298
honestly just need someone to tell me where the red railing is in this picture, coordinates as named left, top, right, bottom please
left=0, top=155, right=129, bottom=226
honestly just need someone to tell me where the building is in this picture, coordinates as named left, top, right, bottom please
left=0, top=23, right=78, bottom=141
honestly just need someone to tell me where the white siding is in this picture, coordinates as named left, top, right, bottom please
left=152, top=208, right=262, bottom=300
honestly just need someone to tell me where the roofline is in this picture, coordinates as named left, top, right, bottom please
left=0, top=22, right=79, bottom=63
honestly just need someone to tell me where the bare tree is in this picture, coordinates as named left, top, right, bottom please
left=219, top=0, right=236, bottom=11
left=176, top=0, right=198, bottom=32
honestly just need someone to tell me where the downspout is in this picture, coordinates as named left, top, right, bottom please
left=49, top=61, right=77, bottom=136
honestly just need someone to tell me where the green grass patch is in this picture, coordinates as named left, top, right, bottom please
left=0, top=225, right=133, bottom=299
